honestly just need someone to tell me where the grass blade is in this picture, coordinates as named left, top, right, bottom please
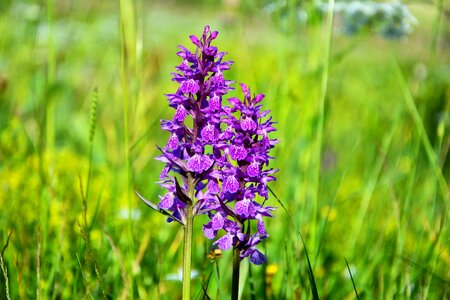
left=268, top=187, right=319, bottom=300
left=315, top=141, right=359, bottom=263
left=195, top=269, right=212, bottom=300
left=310, top=0, right=335, bottom=249
left=345, top=258, right=360, bottom=300
left=393, top=59, right=449, bottom=199
left=399, top=256, right=449, bottom=289
left=0, top=231, right=12, bottom=257
left=299, top=232, right=319, bottom=300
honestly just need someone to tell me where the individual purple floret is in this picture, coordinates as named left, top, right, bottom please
left=140, top=25, right=278, bottom=265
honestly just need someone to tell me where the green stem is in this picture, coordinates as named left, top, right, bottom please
left=46, top=0, right=55, bottom=156
left=231, top=248, right=241, bottom=300
left=311, top=0, right=334, bottom=251
left=182, top=203, right=193, bottom=299
left=182, top=175, right=195, bottom=300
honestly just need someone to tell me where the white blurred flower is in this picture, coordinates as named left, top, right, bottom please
left=165, top=268, right=199, bottom=281
left=117, top=208, right=142, bottom=220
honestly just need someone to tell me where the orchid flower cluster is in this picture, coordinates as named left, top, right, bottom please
left=153, top=26, right=278, bottom=265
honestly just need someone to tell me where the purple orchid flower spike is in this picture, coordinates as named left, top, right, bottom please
left=139, top=25, right=234, bottom=225
left=203, top=83, right=279, bottom=264
left=138, top=26, right=278, bottom=278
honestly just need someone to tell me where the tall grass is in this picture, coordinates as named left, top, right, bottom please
left=119, top=0, right=139, bottom=298
left=0, top=1, right=448, bottom=298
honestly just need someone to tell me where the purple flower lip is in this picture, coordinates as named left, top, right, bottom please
left=180, top=79, right=200, bottom=94
left=135, top=191, right=183, bottom=225
left=187, top=154, right=213, bottom=173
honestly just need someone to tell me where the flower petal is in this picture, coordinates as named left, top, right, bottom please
left=216, top=234, right=233, bottom=250
left=223, top=175, right=239, bottom=193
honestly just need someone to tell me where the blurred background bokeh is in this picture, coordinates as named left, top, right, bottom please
left=0, top=0, right=449, bottom=298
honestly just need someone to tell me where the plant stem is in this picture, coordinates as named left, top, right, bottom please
left=311, top=0, right=334, bottom=252
left=182, top=203, right=193, bottom=299
left=182, top=175, right=195, bottom=299
left=231, top=247, right=241, bottom=300
left=0, top=256, right=10, bottom=300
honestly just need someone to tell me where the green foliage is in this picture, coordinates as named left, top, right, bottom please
left=0, top=1, right=449, bottom=299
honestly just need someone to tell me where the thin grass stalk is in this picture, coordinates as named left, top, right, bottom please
left=213, top=254, right=222, bottom=298
left=435, top=101, right=448, bottom=158
left=78, top=175, right=107, bottom=299
left=78, top=178, right=91, bottom=297
left=311, top=0, right=334, bottom=250
left=37, top=226, right=41, bottom=299
left=430, top=0, right=445, bottom=54
left=424, top=235, right=446, bottom=298
left=1, top=232, right=12, bottom=300
left=42, top=0, right=56, bottom=297
left=314, top=142, right=358, bottom=269
left=430, top=0, right=450, bottom=168
left=268, top=187, right=320, bottom=299
left=299, top=233, right=319, bottom=300
left=394, top=60, right=449, bottom=298
left=79, top=90, right=99, bottom=296
left=119, top=0, right=137, bottom=297
left=134, top=0, right=143, bottom=114
left=398, top=136, right=421, bottom=254
left=395, top=63, right=449, bottom=294
left=46, top=0, right=55, bottom=155
left=348, top=113, right=396, bottom=251
left=196, top=270, right=212, bottom=299
left=415, top=2, right=448, bottom=293
left=0, top=256, right=10, bottom=300
left=281, top=241, right=289, bottom=299
left=75, top=252, right=93, bottom=299
left=119, top=0, right=131, bottom=222
left=231, top=248, right=241, bottom=300
left=390, top=137, right=420, bottom=298
left=393, top=60, right=449, bottom=200
left=248, top=262, right=256, bottom=300
left=345, top=258, right=360, bottom=299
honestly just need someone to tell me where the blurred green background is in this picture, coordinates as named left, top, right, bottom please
left=0, top=0, right=449, bottom=298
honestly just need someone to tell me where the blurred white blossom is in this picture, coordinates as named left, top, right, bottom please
left=266, top=1, right=417, bottom=39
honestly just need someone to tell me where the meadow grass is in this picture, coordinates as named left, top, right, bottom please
left=0, top=1, right=449, bottom=299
